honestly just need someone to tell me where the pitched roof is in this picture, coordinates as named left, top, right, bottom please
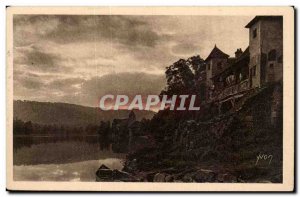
left=205, top=45, right=229, bottom=62
left=245, top=16, right=283, bottom=28
left=234, top=47, right=249, bottom=63
left=211, top=47, right=249, bottom=79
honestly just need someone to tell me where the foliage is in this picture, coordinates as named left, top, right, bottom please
left=160, top=55, right=205, bottom=96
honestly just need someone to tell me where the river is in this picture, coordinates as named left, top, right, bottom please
left=13, top=140, right=125, bottom=181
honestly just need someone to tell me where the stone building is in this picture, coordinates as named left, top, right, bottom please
left=211, top=48, right=249, bottom=93
left=205, top=45, right=230, bottom=88
left=210, top=47, right=250, bottom=106
left=197, top=15, right=283, bottom=122
left=202, top=16, right=283, bottom=103
left=204, top=45, right=236, bottom=101
left=245, top=16, right=283, bottom=88
left=111, top=111, right=138, bottom=153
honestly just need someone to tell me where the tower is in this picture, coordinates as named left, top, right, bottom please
left=205, top=45, right=230, bottom=87
left=245, top=16, right=283, bottom=88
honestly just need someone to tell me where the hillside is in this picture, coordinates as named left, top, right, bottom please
left=13, top=100, right=155, bottom=126
left=122, top=83, right=283, bottom=183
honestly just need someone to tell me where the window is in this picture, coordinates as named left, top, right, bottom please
left=253, top=28, right=257, bottom=38
left=268, top=49, right=277, bottom=61
left=252, top=65, right=256, bottom=76
left=207, top=64, right=210, bottom=70
left=269, top=63, right=274, bottom=68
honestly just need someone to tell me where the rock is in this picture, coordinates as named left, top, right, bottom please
left=145, top=172, right=156, bottom=182
left=193, top=169, right=216, bottom=182
left=138, top=173, right=149, bottom=182
left=237, top=177, right=246, bottom=183
left=165, top=175, right=174, bottom=182
left=153, top=173, right=166, bottom=182
left=123, top=159, right=137, bottom=173
left=96, top=164, right=138, bottom=182
left=217, top=173, right=237, bottom=183
left=112, top=170, right=134, bottom=181
left=96, top=165, right=114, bottom=182
left=182, top=173, right=194, bottom=182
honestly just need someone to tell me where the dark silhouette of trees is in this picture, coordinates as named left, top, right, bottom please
left=161, top=55, right=205, bottom=97
left=13, top=119, right=112, bottom=151
left=98, top=121, right=111, bottom=150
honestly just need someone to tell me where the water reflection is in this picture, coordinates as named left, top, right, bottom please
left=13, top=136, right=124, bottom=181
left=14, top=159, right=124, bottom=181
left=13, top=135, right=106, bottom=151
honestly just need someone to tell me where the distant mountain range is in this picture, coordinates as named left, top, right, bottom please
left=13, top=100, right=155, bottom=126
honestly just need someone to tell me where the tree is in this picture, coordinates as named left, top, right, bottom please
left=161, top=55, right=205, bottom=96
left=187, top=55, right=206, bottom=82
left=24, top=121, right=33, bottom=135
left=159, top=55, right=206, bottom=111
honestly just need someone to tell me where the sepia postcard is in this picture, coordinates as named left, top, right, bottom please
left=6, top=6, right=294, bottom=192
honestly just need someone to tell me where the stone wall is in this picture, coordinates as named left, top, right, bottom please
left=248, top=18, right=283, bottom=88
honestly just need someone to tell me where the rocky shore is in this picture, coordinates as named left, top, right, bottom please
left=96, top=162, right=280, bottom=183
left=96, top=84, right=283, bottom=183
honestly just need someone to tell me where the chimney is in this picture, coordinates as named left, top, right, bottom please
left=235, top=48, right=243, bottom=58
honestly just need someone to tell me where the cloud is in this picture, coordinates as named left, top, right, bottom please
left=24, top=50, right=59, bottom=69
left=13, top=15, right=60, bottom=47
left=19, top=77, right=44, bottom=90
left=13, top=71, right=166, bottom=107
left=14, top=15, right=164, bottom=48
left=14, top=45, right=73, bottom=73
left=75, top=72, right=165, bottom=106
left=171, top=43, right=199, bottom=55
left=47, top=77, right=86, bottom=93
left=13, top=15, right=254, bottom=107
left=83, top=72, right=165, bottom=95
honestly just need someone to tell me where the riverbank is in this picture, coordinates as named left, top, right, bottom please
left=99, top=84, right=283, bottom=183
left=96, top=147, right=282, bottom=183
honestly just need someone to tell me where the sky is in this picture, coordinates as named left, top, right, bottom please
left=13, top=15, right=254, bottom=107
